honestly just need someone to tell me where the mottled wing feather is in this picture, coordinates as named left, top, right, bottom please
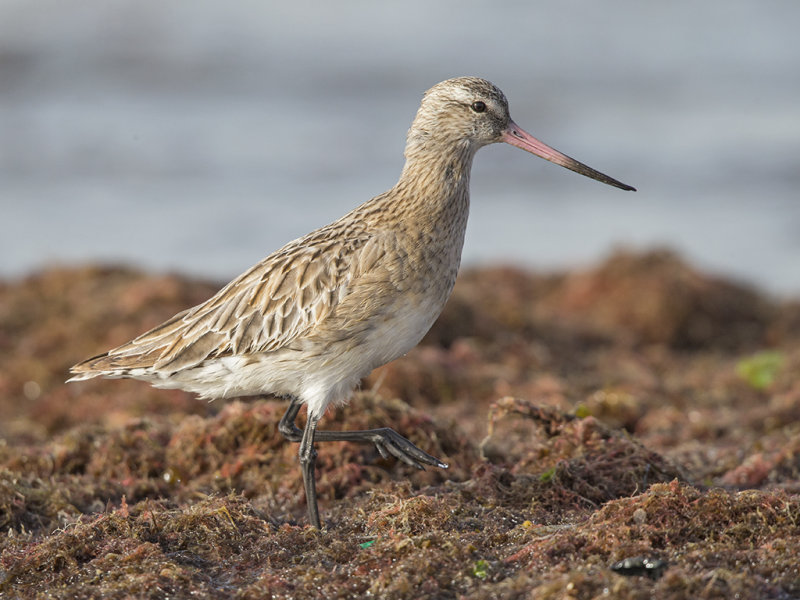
left=71, top=232, right=370, bottom=376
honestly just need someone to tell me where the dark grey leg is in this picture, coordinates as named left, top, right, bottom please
left=278, top=397, right=303, bottom=442
left=299, top=412, right=321, bottom=529
left=277, top=397, right=448, bottom=529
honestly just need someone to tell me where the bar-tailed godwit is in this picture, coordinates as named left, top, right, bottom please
left=69, top=77, right=635, bottom=528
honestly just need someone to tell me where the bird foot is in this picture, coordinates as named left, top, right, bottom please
left=366, top=427, right=448, bottom=470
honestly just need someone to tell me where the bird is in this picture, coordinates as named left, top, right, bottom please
left=69, top=77, right=635, bottom=529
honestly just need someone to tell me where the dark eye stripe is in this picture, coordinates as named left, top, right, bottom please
left=471, top=101, right=486, bottom=113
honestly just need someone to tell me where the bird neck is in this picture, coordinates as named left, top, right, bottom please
left=363, top=138, right=475, bottom=265
left=395, top=136, right=477, bottom=211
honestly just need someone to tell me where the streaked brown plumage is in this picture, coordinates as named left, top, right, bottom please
left=69, top=77, right=635, bottom=528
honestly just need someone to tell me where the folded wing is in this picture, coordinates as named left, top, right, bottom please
left=69, top=233, right=370, bottom=378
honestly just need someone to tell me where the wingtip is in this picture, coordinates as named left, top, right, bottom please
left=65, top=369, right=97, bottom=383
left=66, top=353, right=109, bottom=382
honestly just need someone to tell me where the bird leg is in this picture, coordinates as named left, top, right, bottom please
left=298, top=411, right=322, bottom=529
left=277, top=397, right=304, bottom=442
left=278, top=397, right=448, bottom=528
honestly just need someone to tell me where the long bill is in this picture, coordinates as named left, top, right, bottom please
left=501, top=120, right=636, bottom=191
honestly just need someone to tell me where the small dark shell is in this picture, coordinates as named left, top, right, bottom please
left=610, top=556, right=669, bottom=580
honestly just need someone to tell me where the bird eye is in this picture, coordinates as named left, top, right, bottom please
left=470, top=101, right=487, bottom=113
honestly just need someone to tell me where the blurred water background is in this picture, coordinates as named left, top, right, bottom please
left=1, top=0, right=798, bottom=295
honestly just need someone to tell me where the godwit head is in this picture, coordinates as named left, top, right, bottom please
left=403, top=76, right=635, bottom=191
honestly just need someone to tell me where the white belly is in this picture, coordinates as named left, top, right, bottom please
left=144, top=290, right=445, bottom=418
